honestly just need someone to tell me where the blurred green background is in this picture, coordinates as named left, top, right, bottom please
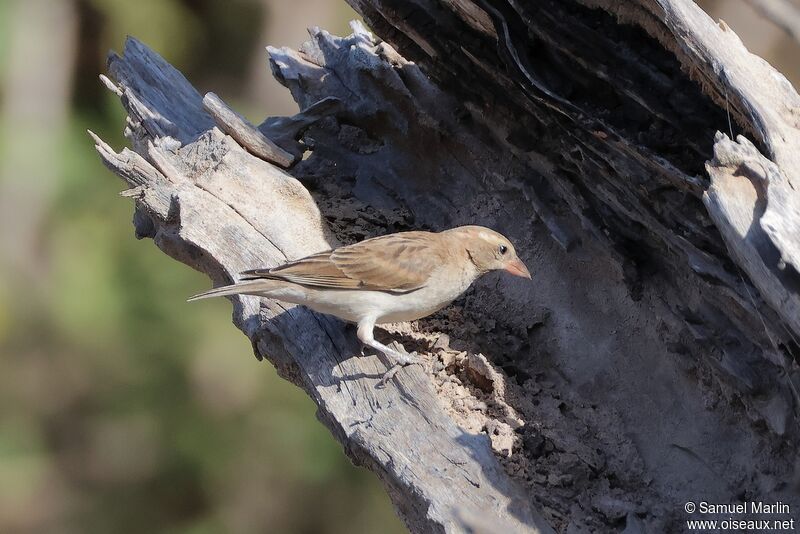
left=0, top=0, right=796, bottom=533
left=0, top=1, right=406, bottom=533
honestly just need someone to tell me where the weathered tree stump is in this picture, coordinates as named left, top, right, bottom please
left=92, top=0, right=800, bottom=532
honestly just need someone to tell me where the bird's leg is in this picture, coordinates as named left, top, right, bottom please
left=356, top=319, right=419, bottom=384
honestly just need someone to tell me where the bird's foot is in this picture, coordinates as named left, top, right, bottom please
left=390, top=349, right=419, bottom=366
left=377, top=342, right=420, bottom=387
left=378, top=358, right=418, bottom=387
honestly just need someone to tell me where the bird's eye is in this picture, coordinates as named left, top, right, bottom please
left=498, top=244, right=508, bottom=255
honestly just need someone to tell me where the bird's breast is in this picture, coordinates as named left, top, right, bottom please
left=375, top=263, right=478, bottom=323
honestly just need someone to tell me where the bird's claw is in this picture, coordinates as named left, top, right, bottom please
left=394, top=350, right=419, bottom=366
left=377, top=351, right=420, bottom=387
left=377, top=364, right=403, bottom=387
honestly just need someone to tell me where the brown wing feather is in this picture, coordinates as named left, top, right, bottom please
left=240, top=251, right=362, bottom=289
left=239, top=232, right=442, bottom=292
left=331, top=232, right=439, bottom=291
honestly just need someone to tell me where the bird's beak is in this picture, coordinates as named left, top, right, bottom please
left=505, top=257, right=531, bottom=279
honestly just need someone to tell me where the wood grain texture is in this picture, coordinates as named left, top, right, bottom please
left=343, top=0, right=800, bottom=419
left=92, top=37, right=551, bottom=534
left=202, top=92, right=295, bottom=167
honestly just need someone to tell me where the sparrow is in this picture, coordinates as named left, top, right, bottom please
left=189, top=226, right=531, bottom=377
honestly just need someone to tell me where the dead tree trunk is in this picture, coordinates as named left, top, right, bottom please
left=92, top=0, right=800, bottom=532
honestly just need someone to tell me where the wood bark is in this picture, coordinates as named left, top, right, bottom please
left=92, top=0, right=800, bottom=532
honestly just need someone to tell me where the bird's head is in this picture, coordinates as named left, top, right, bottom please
left=447, top=226, right=531, bottom=279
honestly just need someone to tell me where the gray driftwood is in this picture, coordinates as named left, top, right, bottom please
left=92, top=0, right=800, bottom=532
left=202, top=92, right=295, bottom=168
left=92, top=36, right=549, bottom=534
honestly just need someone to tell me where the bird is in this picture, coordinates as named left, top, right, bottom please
left=189, top=225, right=531, bottom=378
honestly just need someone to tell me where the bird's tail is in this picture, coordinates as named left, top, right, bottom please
left=187, top=279, right=280, bottom=302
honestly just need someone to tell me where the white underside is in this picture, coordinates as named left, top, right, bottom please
left=255, top=262, right=479, bottom=324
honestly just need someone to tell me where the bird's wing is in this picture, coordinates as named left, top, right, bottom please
left=240, top=251, right=362, bottom=289
left=331, top=231, right=443, bottom=291
left=240, top=232, right=442, bottom=292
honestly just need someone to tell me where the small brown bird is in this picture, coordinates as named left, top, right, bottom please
left=189, top=226, right=530, bottom=372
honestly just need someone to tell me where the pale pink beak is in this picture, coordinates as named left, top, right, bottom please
left=505, top=257, right=532, bottom=279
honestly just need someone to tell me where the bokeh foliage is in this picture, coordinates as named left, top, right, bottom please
left=0, top=1, right=404, bottom=532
